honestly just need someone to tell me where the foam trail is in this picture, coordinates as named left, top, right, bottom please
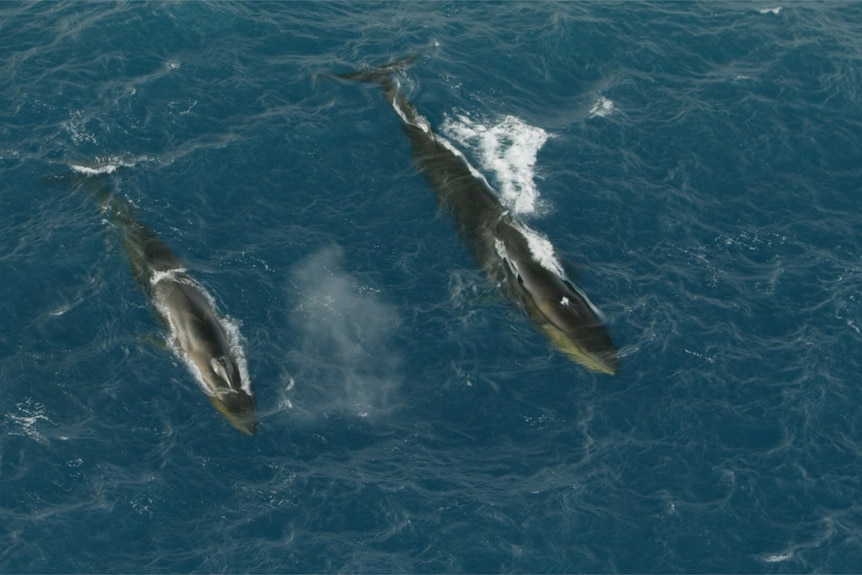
left=442, top=114, right=550, bottom=215
left=518, top=223, right=566, bottom=278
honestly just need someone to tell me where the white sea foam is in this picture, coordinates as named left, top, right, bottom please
left=518, top=222, right=566, bottom=278
left=588, top=96, right=615, bottom=118
left=6, top=399, right=52, bottom=445
left=442, top=113, right=550, bottom=216
left=69, top=156, right=140, bottom=175
left=758, top=7, right=782, bottom=15
left=761, top=551, right=792, bottom=563
left=64, top=110, right=98, bottom=145
left=149, top=267, right=188, bottom=287
left=69, top=162, right=118, bottom=176
left=493, top=237, right=508, bottom=261
left=437, top=135, right=495, bottom=190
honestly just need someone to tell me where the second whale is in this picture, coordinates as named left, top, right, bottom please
left=338, top=59, right=619, bottom=375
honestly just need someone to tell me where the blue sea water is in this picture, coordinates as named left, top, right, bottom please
left=2, top=1, right=862, bottom=572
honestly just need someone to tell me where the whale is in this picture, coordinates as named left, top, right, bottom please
left=77, top=171, right=257, bottom=433
left=338, top=60, right=619, bottom=375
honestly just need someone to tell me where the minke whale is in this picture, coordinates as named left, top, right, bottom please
left=338, top=59, right=619, bottom=375
left=74, top=171, right=257, bottom=433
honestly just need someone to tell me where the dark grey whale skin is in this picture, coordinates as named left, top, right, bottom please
left=339, top=60, right=618, bottom=375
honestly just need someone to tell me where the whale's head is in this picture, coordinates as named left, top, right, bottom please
left=521, top=271, right=619, bottom=375
left=203, top=355, right=257, bottom=435
left=208, top=388, right=258, bottom=435
left=158, top=281, right=258, bottom=434
left=532, top=279, right=619, bottom=375
left=496, top=224, right=619, bottom=375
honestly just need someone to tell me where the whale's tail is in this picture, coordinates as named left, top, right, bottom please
left=334, top=53, right=419, bottom=86
left=333, top=53, right=434, bottom=132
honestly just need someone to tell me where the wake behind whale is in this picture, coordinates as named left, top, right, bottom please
left=337, top=58, right=619, bottom=375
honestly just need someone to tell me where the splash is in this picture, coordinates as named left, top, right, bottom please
left=517, top=222, right=566, bottom=278
left=149, top=268, right=188, bottom=287
left=442, top=113, right=550, bottom=216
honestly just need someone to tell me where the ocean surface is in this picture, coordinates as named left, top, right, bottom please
left=2, top=2, right=862, bottom=573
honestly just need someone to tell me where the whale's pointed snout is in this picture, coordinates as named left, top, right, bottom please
left=540, top=322, right=619, bottom=375
left=209, top=392, right=257, bottom=435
